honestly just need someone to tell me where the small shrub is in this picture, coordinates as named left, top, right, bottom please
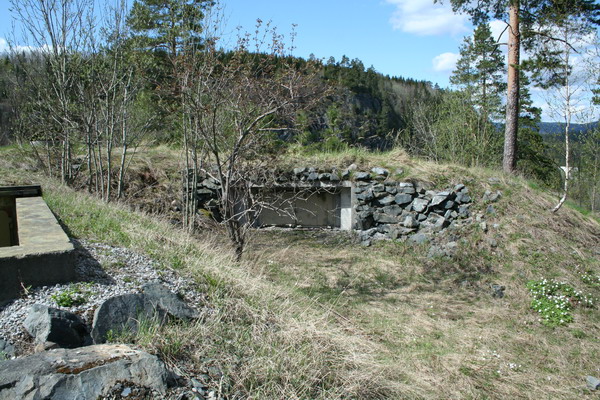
left=51, top=283, right=92, bottom=307
left=527, top=278, right=594, bottom=327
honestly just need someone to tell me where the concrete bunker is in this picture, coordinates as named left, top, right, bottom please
left=255, top=185, right=353, bottom=229
left=0, top=186, right=75, bottom=305
left=190, top=166, right=473, bottom=242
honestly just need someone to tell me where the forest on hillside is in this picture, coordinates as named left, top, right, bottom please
left=0, top=0, right=599, bottom=250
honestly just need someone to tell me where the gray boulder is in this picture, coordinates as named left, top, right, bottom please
left=408, top=233, right=430, bottom=245
left=388, top=225, right=416, bottom=239
left=401, top=214, right=419, bottom=229
left=355, top=172, right=371, bottom=181
left=421, top=214, right=449, bottom=232
left=587, top=376, right=600, bottom=390
left=430, top=191, right=453, bottom=207
left=379, top=195, right=396, bottom=206
left=382, top=205, right=403, bottom=216
left=454, top=183, right=466, bottom=192
left=458, top=204, right=471, bottom=218
left=91, top=294, right=149, bottom=343
left=395, top=193, right=412, bottom=205
left=293, top=167, right=306, bottom=175
left=0, top=344, right=168, bottom=400
left=23, top=304, right=89, bottom=349
left=397, top=182, right=416, bottom=195
left=356, top=211, right=374, bottom=230
left=142, top=283, right=199, bottom=320
left=483, top=190, right=502, bottom=203
left=307, top=172, right=319, bottom=181
left=0, top=338, right=15, bottom=360
left=411, top=198, right=429, bottom=213
left=455, top=192, right=472, bottom=204
left=91, top=284, right=198, bottom=344
left=372, top=183, right=385, bottom=193
left=443, top=200, right=456, bottom=210
left=356, top=190, right=374, bottom=202
left=373, top=212, right=399, bottom=224
left=371, top=167, right=389, bottom=177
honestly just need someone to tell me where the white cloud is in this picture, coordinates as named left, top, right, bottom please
left=385, top=0, right=469, bottom=36
left=0, top=38, right=8, bottom=53
left=432, top=52, right=459, bottom=72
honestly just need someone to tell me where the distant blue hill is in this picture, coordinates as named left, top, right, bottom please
left=539, top=121, right=598, bottom=137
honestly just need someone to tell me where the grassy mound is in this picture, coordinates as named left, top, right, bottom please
left=1, top=144, right=599, bottom=399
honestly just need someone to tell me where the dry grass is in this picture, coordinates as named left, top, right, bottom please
left=243, top=171, right=600, bottom=399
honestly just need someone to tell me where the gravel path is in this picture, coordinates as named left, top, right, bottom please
left=0, top=239, right=204, bottom=354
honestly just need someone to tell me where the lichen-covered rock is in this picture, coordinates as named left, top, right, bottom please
left=0, top=344, right=168, bottom=399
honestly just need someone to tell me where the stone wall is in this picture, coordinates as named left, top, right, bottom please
left=187, top=166, right=472, bottom=241
left=352, top=178, right=471, bottom=242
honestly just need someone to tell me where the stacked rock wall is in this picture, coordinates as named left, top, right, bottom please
left=186, top=167, right=472, bottom=240
left=352, top=177, right=471, bottom=242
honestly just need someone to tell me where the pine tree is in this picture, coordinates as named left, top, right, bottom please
left=452, top=23, right=506, bottom=119
left=127, top=0, right=213, bottom=57
left=450, top=23, right=505, bottom=166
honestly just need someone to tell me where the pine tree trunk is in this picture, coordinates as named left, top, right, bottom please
left=503, top=0, right=520, bottom=174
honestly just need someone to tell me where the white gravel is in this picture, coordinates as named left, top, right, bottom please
left=0, top=239, right=204, bottom=352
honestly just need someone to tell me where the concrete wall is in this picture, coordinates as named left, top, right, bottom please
left=257, top=188, right=352, bottom=228
left=0, top=196, right=75, bottom=306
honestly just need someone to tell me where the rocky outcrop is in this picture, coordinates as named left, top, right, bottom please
left=91, top=283, right=199, bottom=343
left=0, top=344, right=168, bottom=400
left=23, top=304, right=89, bottom=349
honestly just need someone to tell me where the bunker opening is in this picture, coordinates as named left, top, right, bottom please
left=0, top=196, right=18, bottom=247
left=255, top=186, right=353, bottom=230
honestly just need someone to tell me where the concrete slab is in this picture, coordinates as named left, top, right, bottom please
left=0, top=196, right=75, bottom=306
